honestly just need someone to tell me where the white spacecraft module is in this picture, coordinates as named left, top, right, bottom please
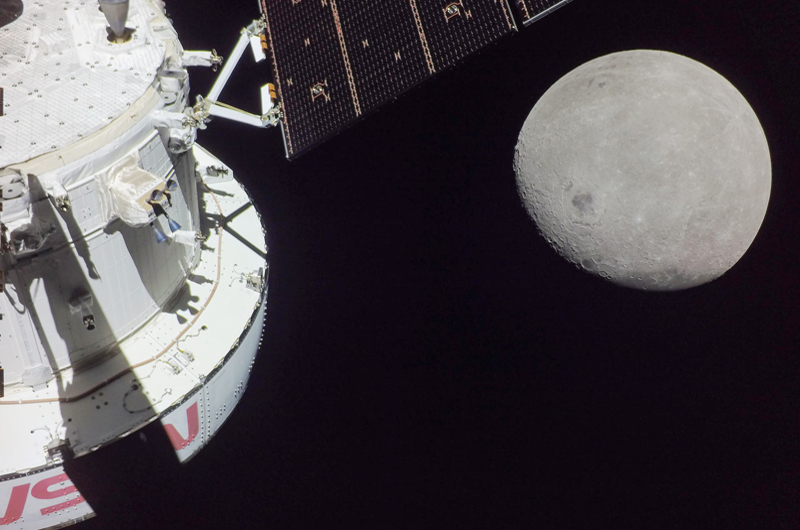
left=0, top=1, right=276, bottom=528
left=0, top=0, right=576, bottom=526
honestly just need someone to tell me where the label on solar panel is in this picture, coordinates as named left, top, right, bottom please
left=261, top=0, right=517, bottom=159
left=514, top=0, right=573, bottom=26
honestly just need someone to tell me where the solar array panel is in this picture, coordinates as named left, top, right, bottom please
left=513, top=0, right=573, bottom=26
left=261, top=0, right=517, bottom=158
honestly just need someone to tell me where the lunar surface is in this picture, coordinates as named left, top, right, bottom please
left=514, top=50, right=772, bottom=290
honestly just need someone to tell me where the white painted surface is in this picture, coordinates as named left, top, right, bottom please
left=0, top=0, right=166, bottom=167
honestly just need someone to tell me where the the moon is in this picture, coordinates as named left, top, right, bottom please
left=514, top=50, right=771, bottom=290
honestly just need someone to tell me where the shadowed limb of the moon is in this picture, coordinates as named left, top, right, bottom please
left=514, top=50, right=771, bottom=291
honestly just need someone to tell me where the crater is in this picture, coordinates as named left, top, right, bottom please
left=572, top=192, right=594, bottom=213
left=561, top=186, right=605, bottom=226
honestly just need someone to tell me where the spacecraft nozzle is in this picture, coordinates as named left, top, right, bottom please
left=99, top=0, right=130, bottom=39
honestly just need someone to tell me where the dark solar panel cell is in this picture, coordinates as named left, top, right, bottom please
left=415, top=0, right=516, bottom=72
left=514, top=0, right=573, bottom=26
left=261, top=0, right=358, bottom=157
left=262, top=0, right=516, bottom=159
left=336, top=0, right=430, bottom=115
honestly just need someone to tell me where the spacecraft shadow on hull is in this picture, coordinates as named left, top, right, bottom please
left=3, top=186, right=167, bottom=521
left=0, top=4, right=270, bottom=527
left=203, top=205, right=268, bottom=261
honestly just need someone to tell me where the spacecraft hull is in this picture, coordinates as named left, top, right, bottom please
left=0, top=284, right=266, bottom=529
left=0, top=140, right=269, bottom=527
left=0, top=2, right=269, bottom=528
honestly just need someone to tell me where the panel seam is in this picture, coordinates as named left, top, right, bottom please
left=408, top=0, right=435, bottom=74
left=498, top=0, right=518, bottom=29
left=329, top=0, right=361, bottom=116
left=261, top=0, right=294, bottom=154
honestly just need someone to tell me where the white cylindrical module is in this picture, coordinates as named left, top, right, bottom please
left=0, top=3, right=270, bottom=529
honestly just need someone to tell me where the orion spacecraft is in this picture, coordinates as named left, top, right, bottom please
left=0, top=0, right=570, bottom=526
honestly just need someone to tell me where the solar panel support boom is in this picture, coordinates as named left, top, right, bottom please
left=194, top=18, right=281, bottom=129
left=207, top=20, right=266, bottom=102
left=206, top=99, right=273, bottom=128
left=182, top=49, right=223, bottom=69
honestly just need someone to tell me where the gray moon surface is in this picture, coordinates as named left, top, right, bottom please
left=514, top=50, right=771, bottom=290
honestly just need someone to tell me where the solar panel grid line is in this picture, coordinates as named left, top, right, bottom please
left=516, top=0, right=531, bottom=22
left=515, top=0, right=573, bottom=25
left=497, top=0, right=517, bottom=32
left=262, top=0, right=519, bottom=158
left=337, top=0, right=430, bottom=114
left=408, top=0, right=437, bottom=74
left=329, top=0, right=362, bottom=115
left=404, top=0, right=515, bottom=77
left=263, top=0, right=358, bottom=156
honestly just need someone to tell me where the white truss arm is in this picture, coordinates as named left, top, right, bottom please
left=206, top=102, right=264, bottom=128
left=207, top=20, right=266, bottom=102
left=197, top=20, right=279, bottom=129
left=206, top=30, right=250, bottom=102
left=182, top=50, right=222, bottom=68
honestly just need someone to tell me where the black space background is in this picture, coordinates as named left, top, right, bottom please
left=74, top=0, right=800, bottom=529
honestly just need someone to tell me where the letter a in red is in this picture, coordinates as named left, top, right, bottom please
left=164, top=402, right=200, bottom=450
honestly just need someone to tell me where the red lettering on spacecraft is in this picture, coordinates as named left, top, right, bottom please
left=0, top=483, right=29, bottom=525
left=32, top=474, right=85, bottom=515
left=164, top=401, right=200, bottom=450
left=0, top=473, right=86, bottom=525
left=31, top=473, right=78, bottom=500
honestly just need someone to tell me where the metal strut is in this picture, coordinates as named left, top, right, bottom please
left=193, top=18, right=282, bottom=129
